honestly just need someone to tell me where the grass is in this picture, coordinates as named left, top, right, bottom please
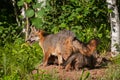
left=0, top=38, right=43, bottom=80
left=0, top=38, right=120, bottom=80
left=100, top=55, right=120, bottom=80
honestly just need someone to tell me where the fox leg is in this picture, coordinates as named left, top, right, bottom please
left=58, top=54, right=63, bottom=69
left=65, top=63, right=71, bottom=71
left=42, top=52, right=50, bottom=67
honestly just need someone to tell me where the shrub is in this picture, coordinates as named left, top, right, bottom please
left=0, top=38, right=43, bottom=79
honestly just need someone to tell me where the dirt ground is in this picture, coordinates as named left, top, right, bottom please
left=32, top=64, right=107, bottom=80
left=32, top=53, right=111, bottom=80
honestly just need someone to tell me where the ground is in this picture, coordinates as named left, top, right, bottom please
left=32, top=64, right=107, bottom=80
left=32, top=53, right=111, bottom=80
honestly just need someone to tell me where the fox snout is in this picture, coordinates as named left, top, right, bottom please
left=26, top=39, right=34, bottom=44
left=26, top=39, right=31, bottom=42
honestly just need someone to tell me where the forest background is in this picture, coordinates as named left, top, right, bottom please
left=0, top=0, right=120, bottom=80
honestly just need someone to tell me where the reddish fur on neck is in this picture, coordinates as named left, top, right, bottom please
left=37, top=30, right=45, bottom=44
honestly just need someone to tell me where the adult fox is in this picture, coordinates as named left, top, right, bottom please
left=27, top=27, right=75, bottom=66
left=27, top=27, right=98, bottom=67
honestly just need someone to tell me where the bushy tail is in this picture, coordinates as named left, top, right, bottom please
left=72, top=39, right=98, bottom=56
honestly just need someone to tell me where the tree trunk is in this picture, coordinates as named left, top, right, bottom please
left=24, top=2, right=29, bottom=41
left=107, top=0, right=120, bottom=57
left=12, top=0, right=20, bottom=26
left=21, top=2, right=29, bottom=41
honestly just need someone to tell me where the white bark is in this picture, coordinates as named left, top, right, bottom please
left=37, top=0, right=46, bottom=11
left=107, top=0, right=120, bottom=57
left=36, top=0, right=46, bottom=23
left=21, top=7, right=26, bottom=19
left=20, top=3, right=29, bottom=41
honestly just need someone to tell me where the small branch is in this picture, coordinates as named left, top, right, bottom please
left=24, top=2, right=29, bottom=41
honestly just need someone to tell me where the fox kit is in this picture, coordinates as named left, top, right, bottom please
left=27, top=27, right=75, bottom=66
left=64, top=39, right=99, bottom=71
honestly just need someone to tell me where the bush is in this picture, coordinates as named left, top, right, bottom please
left=0, top=38, right=43, bottom=80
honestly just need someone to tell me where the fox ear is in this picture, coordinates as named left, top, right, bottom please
left=30, top=26, right=37, bottom=32
left=37, top=29, right=45, bottom=34
left=33, top=27, right=37, bottom=32
left=38, top=29, right=41, bottom=32
left=38, top=30, right=48, bottom=36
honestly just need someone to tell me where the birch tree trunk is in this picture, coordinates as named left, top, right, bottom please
left=20, top=3, right=29, bottom=41
left=106, top=0, right=120, bottom=57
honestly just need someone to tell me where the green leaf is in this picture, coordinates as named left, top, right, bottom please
left=17, top=0, right=24, bottom=6
left=5, top=30, right=8, bottom=33
left=76, top=8, right=82, bottom=12
left=25, top=0, right=32, bottom=3
left=36, top=8, right=45, bottom=18
left=11, top=30, right=16, bottom=34
left=98, top=34, right=102, bottom=38
left=70, top=0, right=75, bottom=3
left=2, top=34, right=6, bottom=38
left=0, top=30, right=2, bottom=33
left=0, top=26, right=4, bottom=33
left=94, top=11, right=100, bottom=17
left=108, top=9, right=113, bottom=13
left=84, top=71, right=90, bottom=80
left=77, top=15, right=83, bottom=19
left=31, top=18, right=43, bottom=28
left=60, top=23, right=67, bottom=28
left=80, top=69, right=85, bottom=80
left=26, top=9, right=34, bottom=18
left=33, top=3, right=43, bottom=9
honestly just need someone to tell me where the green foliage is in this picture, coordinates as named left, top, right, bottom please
left=101, top=55, right=120, bottom=80
left=26, top=9, right=35, bottom=18
left=0, top=0, right=21, bottom=46
left=31, top=18, right=43, bottom=28
left=17, top=0, right=46, bottom=28
left=106, top=65, right=120, bottom=80
left=0, top=38, right=43, bottom=80
left=0, top=25, right=22, bottom=46
left=17, top=0, right=24, bottom=6
left=112, top=54, right=120, bottom=65
left=1, top=0, right=119, bottom=79
left=43, top=0, right=108, bottom=30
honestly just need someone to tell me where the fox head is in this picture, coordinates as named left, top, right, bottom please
left=26, top=27, right=45, bottom=44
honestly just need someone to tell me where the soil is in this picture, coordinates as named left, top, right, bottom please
left=32, top=64, right=107, bottom=80
left=32, top=53, right=112, bottom=80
